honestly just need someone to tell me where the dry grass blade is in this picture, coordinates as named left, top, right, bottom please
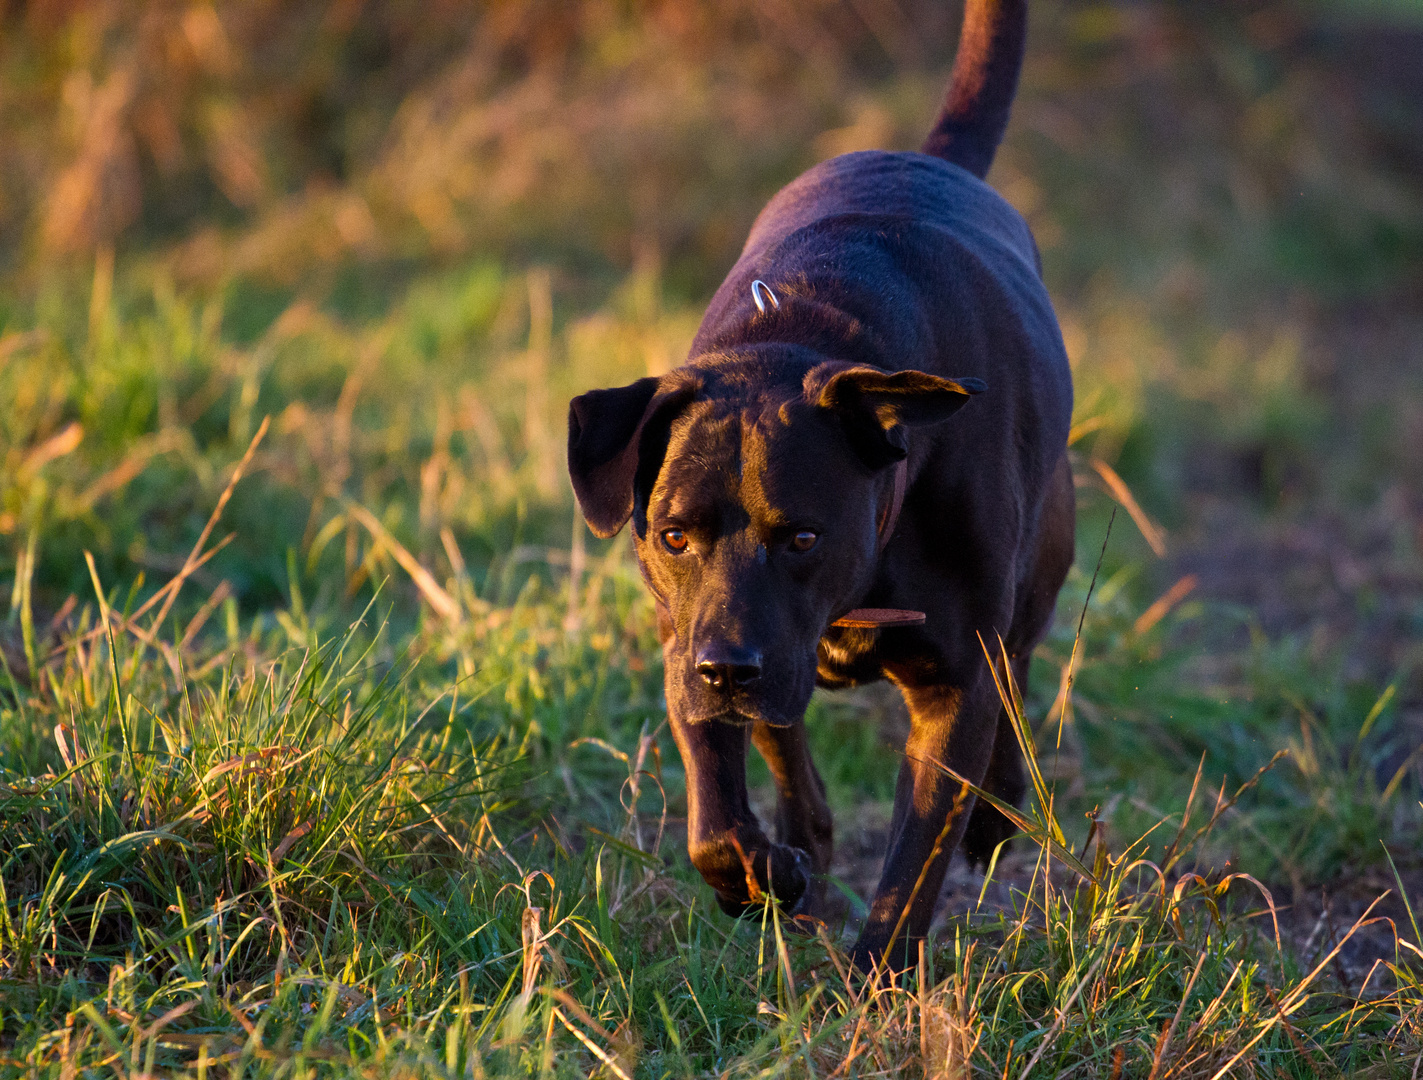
left=919, top=940, right=930, bottom=1066
left=1265, top=985, right=1323, bottom=1076
left=872, top=776, right=975, bottom=974
left=980, top=632, right=1064, bottom=847
left=1049, top=506, right=1115, bottom=741
left=521, top=905, right=544, bottom=999
left=924, top=752, right=1095, bottom=881
left=1017, top=956, right=1102, bottom=1080
left=1090, top=457, right=1166, bottom=557
left=1206, top=895, right=1389, bottom=1080
left=1132, top=574, right=1198, bottom=636
left=176, top=580, right=233, bottom=653
left=1179, top=751, right=1290, bottom=858
left=270, top=820, right=313, bottom=865
left=551, top=1006, right=634, bottom=1080
left=1146, top=946, right=1208, bottom=1080
left=20, top=421, right=83, bottom=474
left=77, top=428, right=187, bottom=509
left=344, top=502, right=461, bottom=623
left=49, top=419, right=265, bottom=661
left=48, top=533, right=237, bottom=660
left=1160, top=753, right=1207, bottom=874
left=144, top=415, right=270, bottom=637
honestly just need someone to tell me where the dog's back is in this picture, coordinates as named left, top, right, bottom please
left=691, top=0, right=1061, bottom=435
left=740, top=151, right=1037, bottom=270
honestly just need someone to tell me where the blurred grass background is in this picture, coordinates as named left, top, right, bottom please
left=2, top=0, right=1423, bottom=1074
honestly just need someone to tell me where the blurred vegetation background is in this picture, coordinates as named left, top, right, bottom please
left=1, top=0, right=1419, bottom=614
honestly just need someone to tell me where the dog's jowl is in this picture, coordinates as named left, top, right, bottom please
left=567, top=0, right=1074, bottom=969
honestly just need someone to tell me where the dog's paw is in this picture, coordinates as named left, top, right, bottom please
left=713, top=844, right=811, bottom=917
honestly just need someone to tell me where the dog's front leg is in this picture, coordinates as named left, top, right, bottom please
left=751, top=720, right=834, bottom=913
left=851, top=678, right=997, bottom=970
left=670, top=714, right=813, bottom=916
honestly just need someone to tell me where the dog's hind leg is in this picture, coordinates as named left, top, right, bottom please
left=962, top=660, right=1029, bottom=870
left=752, top=720, right=834, bottom=914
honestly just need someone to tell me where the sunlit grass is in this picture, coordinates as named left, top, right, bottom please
left=0, top=230, right=1417, bottom=1072
left=3, top=544, right=1422, bottom=1075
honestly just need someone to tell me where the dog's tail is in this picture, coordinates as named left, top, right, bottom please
left=920, top=0, right=1027, bottom=178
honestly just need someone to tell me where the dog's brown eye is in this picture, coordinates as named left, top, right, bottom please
left=662, top=528, right=688, bottom=552
left=792, top=531, right=818, bottom=552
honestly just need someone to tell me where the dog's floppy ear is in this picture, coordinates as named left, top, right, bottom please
left=808, top=365, right=986, bottom=468
left=568, top=376, right=697, bottom=538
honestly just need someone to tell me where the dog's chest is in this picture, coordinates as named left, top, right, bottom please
left=814, top=627, right=885, bottom=689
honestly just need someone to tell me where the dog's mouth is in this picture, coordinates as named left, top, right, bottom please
left=680, top=704, right=796, bottom=728
left=670, top=647, right=820, bottom=728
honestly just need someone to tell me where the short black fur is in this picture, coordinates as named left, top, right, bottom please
left=566, top=0, right=1073, bottom=970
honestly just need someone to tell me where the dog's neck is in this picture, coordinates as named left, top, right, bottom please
left=831, top=459, right=925, bottom=629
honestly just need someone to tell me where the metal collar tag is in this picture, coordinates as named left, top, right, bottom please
left=831, top=607, right=926, bottom=628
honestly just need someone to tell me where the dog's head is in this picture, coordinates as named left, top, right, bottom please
left=568, top=351, right=983, bottom=726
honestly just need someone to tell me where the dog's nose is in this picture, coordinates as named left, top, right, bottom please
left=695, top=644, right=762, bottom=690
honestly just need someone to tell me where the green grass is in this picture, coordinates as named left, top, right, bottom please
left=0, top=259, right=1419, bottom=1077
left=1, top=545, right=1419, bottom=1076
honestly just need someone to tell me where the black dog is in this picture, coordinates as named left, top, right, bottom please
left=567, top=0, right=1073, bottom=969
